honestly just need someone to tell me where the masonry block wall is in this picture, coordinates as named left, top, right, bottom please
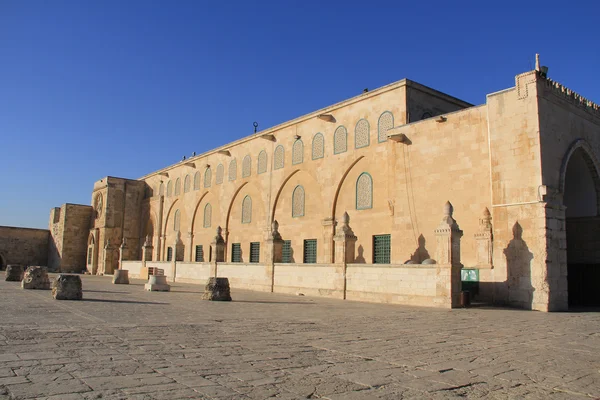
left=0, top=226, right=49, bottom=268
left=48, top=204, right=93, bottom=272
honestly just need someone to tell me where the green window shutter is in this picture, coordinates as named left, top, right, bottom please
left=195, top=245, right=204, bottom=262
left=167, top=247, right=173, bottom=262
left=303, top=239, right=317, bottom=263
left=231, top=243, right=242, bottom=263
left=250, top=242, right=260, bottom=263
left=373, top=234, right=391, bottom=264
left=282, top=240, right=292, bottom=263
left=87, top=249, right=92, bottom=265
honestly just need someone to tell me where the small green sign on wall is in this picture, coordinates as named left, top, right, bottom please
left=461, top=269, right=479, bottom=282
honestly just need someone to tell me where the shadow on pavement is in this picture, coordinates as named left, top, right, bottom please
left=84, top=290, right=130, bottom=294
left=82, top=298, right=169, bottom=305
left=233, top=300, right=315, bottom=305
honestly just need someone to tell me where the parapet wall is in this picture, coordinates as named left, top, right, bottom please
left=542, top=77, right=600, bottom=117
left=0, top=226, right=49, bottom=269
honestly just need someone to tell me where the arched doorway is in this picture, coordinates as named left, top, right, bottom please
left=563, top=145, right=600, bottom=307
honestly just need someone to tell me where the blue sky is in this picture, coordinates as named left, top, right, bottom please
left=1, top=0, right=599, bottom=229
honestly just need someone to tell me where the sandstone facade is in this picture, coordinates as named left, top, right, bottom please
left=33, top=64, right=600, bottom=311
left=0, top=226, right=49, bottom=270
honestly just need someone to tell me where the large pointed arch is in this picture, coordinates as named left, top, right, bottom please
left=225, top=182, right=249, bottom=232
left=331, top=156, right=365, bottom=219
left=161, top=198, right=180, bottom=237
left=559, top=138, right=600, bottom=205
left=270, top=170, right=300, bottom=222
left=190, top=191, right=211, bottom=230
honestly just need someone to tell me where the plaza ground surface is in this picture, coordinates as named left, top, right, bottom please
left=0, top=275, right=599, bottom=400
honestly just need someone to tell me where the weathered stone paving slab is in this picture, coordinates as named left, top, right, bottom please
left=0, top=274, right=599, bottom=399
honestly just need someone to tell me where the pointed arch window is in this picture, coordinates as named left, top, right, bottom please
left=274, top=145, right=284, bottom=170
left=242, top=155, right=251, bottom=178
left=312, top=133, right=324, bottom=159
left=216, top=164, right=224, bottom=184
left=229, top=159, right=237, bottom=181
left=378, top=111, right=394, bottom=142
left=175, top=178, right=181, bottom=196
left=203, top=203, right=212, bottom=228
left=167, top=181, right=173, bottom=197
left=204, top=167, right=212, bottom=188
left=173, top=209, right=181, bottom=231
left=258, top=150, right=267, bottom=174
left=334, top=126, right=347, bottom=154
left=292, top=139, right=303, bottom=165
left=193, top=171, right=201, bottom=190
left=242, top=195, right=252, bottom=224
left=159, top=182, right=165, bottom=196
left=184, top=175, right=191, bottom=193
left=356, top=172, right=373, bottom=210
left=292, top=185, right=305, bottom=217
left=355, top=119, right=370, bottom=148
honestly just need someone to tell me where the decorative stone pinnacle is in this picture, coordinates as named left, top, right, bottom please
left=482, top=207, right=491, bottom=219
left=342, top=212, right=350, bottom=225
left=216, top=226, right=222, bottom=237
left=443, top=201, right=453, bottom=218
left=144, top=235, right=152, bottom=247
left=272, top=220, right=279, bottom=234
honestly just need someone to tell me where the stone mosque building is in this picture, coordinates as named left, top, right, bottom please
left=2, top=61, right=599, bottom=311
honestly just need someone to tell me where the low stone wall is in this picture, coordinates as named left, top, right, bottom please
left=217, top=263, right=271, bottom=292
left=0, top=226, right=49, bottom=269
left=274, top=264, right=344, bottom=298
left=120, top=261, right=142, bottom=278
left=146, top=261, right=173, bottom=278
left=175, top=262, right=211, bottom=283
left=347, top=264, right=439, bottom=306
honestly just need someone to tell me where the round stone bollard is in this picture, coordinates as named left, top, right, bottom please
left=145, top=275, right=170, bottom=292
left=112, top=269, right=129, bottom=285
left=5, top=265, right=24, bottom=282
left=52, top=275, right=83, bottom=300
left=21, top=266, right=51, bottom=290
left=202, top=277, right=232, bottom=301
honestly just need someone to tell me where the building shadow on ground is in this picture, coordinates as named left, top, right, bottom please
left=82, top=298, right=169, bottom=305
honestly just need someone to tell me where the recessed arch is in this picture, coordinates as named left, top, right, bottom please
left=331, top=156, right=365, bottom=219
left=559, top=139, right=600, bottom=197
left=270, top=170, right=300, bottom=222
left=225, top=182, right=249, bottom=232
left=190, top=191, right=210, bottom=230
left=162, top=198, right=180, bottom=237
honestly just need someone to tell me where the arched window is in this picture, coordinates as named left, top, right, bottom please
left=173, top=209, right=181, bottom=231
left=378, top=111, right=394, bottom=142
left=242, top=195, right=252, bottom=223
left=193, top=171, right=201, bottom=190
left=203, top=203, right=212, bottom=228
left=216, top=164, right=224, bottom=184
left=274, top=145, right=284, bottom=170
left=204, top=167, right=212, bottom=188
left=175, top=178, right=181, bottom=196
left=167, top=181, right=173, bottom=197
left=159, top=182, right=164, bottom=196
left=312, top=133, right=324, bottom=160
left=292, top=185, right=305, bottom=217
left=356, top=172, right=373, bottom=210
left=258, top=150, right=267, bottom=174
left=184, top=175, right=191, bottom=193
left=355, top=119, right=370, bottom=149
left=334, top=126, right=347, bottom=154
left=229, top=159, right=237, bottom=181
left=242, top=155, right=251, bottom=178
left=292, top=139, right=303, bottom=165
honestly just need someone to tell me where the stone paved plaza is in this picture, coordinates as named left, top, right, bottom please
left=0, top=275, right=599, bottom=399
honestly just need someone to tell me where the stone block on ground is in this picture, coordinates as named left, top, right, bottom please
left=113, top=269, right=129, bottom=284
left=145, top=275, right=170, bottom=292
left=21, top=266, right=51, bottom=290
left=52, top=274, right=83, bottom=300
left=5, top=265, right=24, bottom=282
left=202, top=277, right=232, bottom=301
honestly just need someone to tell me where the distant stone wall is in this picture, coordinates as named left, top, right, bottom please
left=48, top=204, right=93, bottom=273
left=0, top=226, right=49, bottom=269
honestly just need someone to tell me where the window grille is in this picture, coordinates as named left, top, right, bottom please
left=292, top=185, right=305, bottom=217
left=356, top=173, right=373, bottom=210
left=194, top=171, right=201, bottom=190
left=242, top=196, right=252, bottom=223
left=167, top=247, right=173, bottom=262
left=282, top=240, right=292, bottom=263
left=373, top=234, right=391, bottom=264
left=334, top=126, right=347, bottom=154
left=195, top=245, right=204, bottom=262
left=274, top=145, right=284, bottom=169
left=175, top=178, right=181, bottom=195
left=292, top=139, right=303, bottom=165
left=204, top=167, right=212, bottom=188
left=231, top=243, right=242, bottom=263
left=184, top=175, right=191, bottom=193
left=355, top=119, right=370, bottom=148
left=312, top=133, right=324, bottom=159
left=378, top=111, right=394, bottom=142
left=87, top=249, right=92, bottom=265
left=303, top=239, right=317, bottom=263
left=229, top=159, right=237, bottom=181
left=250, top=242, right=260, bottom=263
left=216, top=164, right=224, bottom=184
left=203, top=203, right=212, bottom=228
left=258, top=150, right=267, bottom=174
left=242, top=155, right=251, bottom=177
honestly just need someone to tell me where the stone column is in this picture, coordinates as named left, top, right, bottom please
left=187, top=231, right=194, bottom=262
left=434, top=201, right=463, bottom=308
left=322, top=217, right=336, bottom=263
left=265, top=220, right=284, bottom=292
left=118, top=238, right=127, bottom=270
left=141, top=235, right=153, bottom=280
left=210, top=226, right=225, bottom=277
left=102, top=239, right=115, bottom=276
left=171, top=231, right=182, bottom=282
left=333, top=212, right=357, bottom=299
left=475, top=208, right=493, bottom=269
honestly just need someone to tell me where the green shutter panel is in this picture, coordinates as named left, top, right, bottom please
left=195, top=245, right=204, bottom=262
left=373, top=235, right=391, bottom=264
left=303, top=239, right=317, bottom=263
left=231, top=243, right=242, bottom=263
left=282, top=240, right=292, bottom=263
left=250, top=242, right=260, bottom=263
left=167, top=247, right=173, bottom=262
